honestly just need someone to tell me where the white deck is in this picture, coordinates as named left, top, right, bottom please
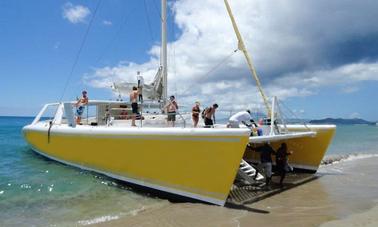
left=249, top=131, right=316, bottom=143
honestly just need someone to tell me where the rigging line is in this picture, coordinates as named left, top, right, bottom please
left=59, top=0, right=102, bottom=102
left=95, top=3, right=139, bottom=65
left=143, top=0, right=155, bottom=43
left=278, top=99, right=310, bottom=130
left=179, top=49, right=238, bottom=97
left=170, top=7, right=177, bottom=80
left=152, top=0, right=163, bottom=21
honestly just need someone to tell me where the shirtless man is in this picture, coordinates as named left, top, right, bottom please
left=75, top=90, right=89, bottom=124
left=204, top=103, right=218, bottom=128
left=165, top=95, right=178, bottom=127
left=130, top=86, right=138, bottom=126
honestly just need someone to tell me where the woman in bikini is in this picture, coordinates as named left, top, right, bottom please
left=192, top=101, right=201, bottom=127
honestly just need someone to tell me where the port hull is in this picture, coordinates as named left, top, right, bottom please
left=23, top=124, right=250, bottom=206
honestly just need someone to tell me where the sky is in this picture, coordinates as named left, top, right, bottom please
left=0, top=0, right=377, bottom=121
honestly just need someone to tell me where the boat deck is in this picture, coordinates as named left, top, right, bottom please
left=227, top=172, right=317, bottom=205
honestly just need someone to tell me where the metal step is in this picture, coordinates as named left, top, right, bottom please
left=237, top=159, right=264, bottom=184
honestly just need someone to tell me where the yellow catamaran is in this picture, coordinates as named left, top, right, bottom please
left=23, top=0, right=335, bottom=206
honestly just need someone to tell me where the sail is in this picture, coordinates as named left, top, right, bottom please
left=111, top=67, right=163, bottom=101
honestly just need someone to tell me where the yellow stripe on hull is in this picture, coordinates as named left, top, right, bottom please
left=23, top=128, right=249, bottom=205
left=245, top=125, right=336, bottom=171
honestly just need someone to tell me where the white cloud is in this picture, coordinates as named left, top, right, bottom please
left=341, top=86, right=359, bottom=94
left=273, top=62, right=378, bottom=93
left=102, top=20, right=112, bottom=26
left=349, top=112, right=360, bottom=119
left=62, top=2, right=90, bottom=24
left=84, top=0, right=378, bottom=113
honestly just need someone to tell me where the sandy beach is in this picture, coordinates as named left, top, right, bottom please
left=96, top=155, right=378, bottom=227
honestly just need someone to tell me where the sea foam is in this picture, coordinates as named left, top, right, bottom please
left=321, top=153, right=378, bottom=166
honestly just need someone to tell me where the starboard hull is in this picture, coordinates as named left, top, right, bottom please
left=245, top=125, right=336, bottom=172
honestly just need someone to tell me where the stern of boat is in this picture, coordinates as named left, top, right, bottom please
left=245, top=124, right=336, bottom=172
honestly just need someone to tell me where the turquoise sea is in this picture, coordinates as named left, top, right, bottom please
left=1, top=116, right=378, bottom=226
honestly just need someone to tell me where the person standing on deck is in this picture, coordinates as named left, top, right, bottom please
left=130, top=86, right=138, bottom=127
left=204, top=103, right=218, bottom=128
left=75, top=90, right=89, bottom=124
left=192, top=101, right=201, bottom=127
left=165, top=95, right=178, bottom=127
left=137, top=71, right=144, bottom=103
left=276, top=143, right=293, bottom=187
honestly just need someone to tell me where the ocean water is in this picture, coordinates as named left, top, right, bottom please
left=0, top=117, right=167, bottom=226
left=1, top=116, right=378, bottom=226
left=327, top=124, right=378, bottom=155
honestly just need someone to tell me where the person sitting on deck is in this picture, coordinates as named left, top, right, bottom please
left=119, top=109, right=128, bottom=120
left=75, top=90, right=89, bottom=124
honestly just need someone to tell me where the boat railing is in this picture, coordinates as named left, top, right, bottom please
left=105, top=110, right=188, bottom=128
left=33, top=101, right=188, bottom=128
left=32, top=103, right=61, bottom=125
left=176, top=111, right=187, bottom=128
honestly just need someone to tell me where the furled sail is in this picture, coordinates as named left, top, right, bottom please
left=111, top=67, right=163, bottom=101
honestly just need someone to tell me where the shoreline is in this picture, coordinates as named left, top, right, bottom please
left=93, top=155, right=378, bottom=227
left=321, top=204, right=378, bottom=227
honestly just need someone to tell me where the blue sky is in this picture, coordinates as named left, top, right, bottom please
left=0, top=0, right=377, bottom=121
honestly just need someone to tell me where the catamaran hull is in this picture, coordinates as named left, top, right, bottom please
left=245, top=125, right=336, bottom=172
left=22, top=124, right=249, bottom=206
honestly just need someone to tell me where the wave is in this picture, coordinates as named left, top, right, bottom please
left=321, top=153, right=378, bottom=166
left=76, top=205, right=154, bottom=226
left=77, top=215, right=120, bottom=225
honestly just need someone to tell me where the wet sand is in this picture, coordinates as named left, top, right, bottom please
left=97, top=156, right=378, bottom=227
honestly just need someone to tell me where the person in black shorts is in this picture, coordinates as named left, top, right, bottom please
left=130, top=86, right=138, bottom=126
left=165, top=95, right=178, bottom=127
left=204, top=103, right=218, bottom=128
left=276, top=143, right=293, bottom=187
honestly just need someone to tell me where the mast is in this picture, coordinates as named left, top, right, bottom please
left=224, top=0, right=271, bottom=115
left=161, top=0, right=168, bottom=106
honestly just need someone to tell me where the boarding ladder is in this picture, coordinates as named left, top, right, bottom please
left=237, top=159, right=264, bottom=184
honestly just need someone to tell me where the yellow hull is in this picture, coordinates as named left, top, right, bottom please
left=245, top=125, right=336, bottom=172
left=23, top=125, right=250, bottom=205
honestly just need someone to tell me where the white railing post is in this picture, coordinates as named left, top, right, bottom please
left=270, top=97, right=276, bottom=136
left=64, top=103, right=76, bottom=127
left=32, top=104, right=49, bottom=125
left=54, top=103, right=64, bottom=125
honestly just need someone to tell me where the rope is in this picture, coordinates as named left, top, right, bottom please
left=143, top=0, right=155, bottom=43
left=59, top=0, right=102, bottom=102
left=95, top=3, right=138, bottom=65
left=152, top=0, right=163, bottom=21
left=170, top=8, right=177, bottom=81
left=179, top=49, right=238, bottom=96
left=278, top=100, right=310, bottom=130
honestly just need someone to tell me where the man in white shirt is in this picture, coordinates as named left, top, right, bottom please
left=227, top=110, right=254, bottom=128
